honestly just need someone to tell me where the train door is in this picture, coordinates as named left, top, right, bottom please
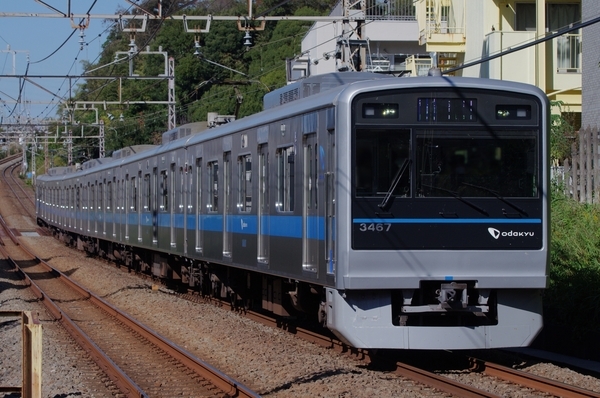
left=77, top=185, right=80, bottom=230
left=182, top=161, right=191, bottom=255
left=137, top=171, right=142, bottom=242
left=68, top=185, right=72, bottom=229
left=79, top=185, right=82, bottom=231
left=302, top=133, right=319, bottom=274
left=195, top=158, right=203, bottom=254
left=223, top=152, right=232, bottom=258
left=51, top=188, right=55, bottom=224
left=72, top=186, right=76, bottom=229
left=184, top=162, right=192, bottom=256
left=99, top=180, right=104, bottom=235
left=170, top=162, right=176, bottom=248
left=85, top=182, right=92, bottom=232
left=152, top=167, right=158, bottom=245
left=326, top=129, right=336, bottom=275
left=125, top=174, right=130, bottom=241
left=118, top=175, right=125, bottom=240
left=92, top=182, right=98, bottom=234
left=110, top=178, right=116, bottom=238
left=257, top=144, right=269, bottom=265
left=59, top=186, right=62, bottom=226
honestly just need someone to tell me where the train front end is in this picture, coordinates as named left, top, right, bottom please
left=327, top=76, right=549, bottom=350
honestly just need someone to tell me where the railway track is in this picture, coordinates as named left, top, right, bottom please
left=0, top=158, right=259, bottom=398
left=2, top=155, right=600, bottom=397
left=6, top=160, right=36, bottom=219
left=196, top=294, right=600, bottom=398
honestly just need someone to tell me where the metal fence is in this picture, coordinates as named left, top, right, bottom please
left=364, top=0, right=416, bottom=21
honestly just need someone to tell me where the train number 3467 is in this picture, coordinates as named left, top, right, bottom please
left=358, top=223, right=392, bottom=232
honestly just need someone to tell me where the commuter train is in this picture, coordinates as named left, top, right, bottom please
left=36, top=72, right=549, bottom=350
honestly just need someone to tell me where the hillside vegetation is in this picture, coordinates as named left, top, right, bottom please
left=71, top=0, right=332, bottom=156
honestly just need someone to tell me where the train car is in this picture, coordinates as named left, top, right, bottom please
left=36, top=72, right=549, bottom=350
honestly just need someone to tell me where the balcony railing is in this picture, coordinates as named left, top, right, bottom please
left=363, top=0, right=417, bottom=21
left=556, top=33, right=581, bottom=73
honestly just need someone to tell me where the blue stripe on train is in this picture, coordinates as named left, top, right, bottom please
left=41, top=207, right=327, bottom=240
left=353, top=218, right=542, bottom=224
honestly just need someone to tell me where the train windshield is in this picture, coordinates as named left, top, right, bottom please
left=355, top=128, right=411, bottom=196
left=416, top=130, right=538, bottom=198
left=354, top=128, right=538, bottom=198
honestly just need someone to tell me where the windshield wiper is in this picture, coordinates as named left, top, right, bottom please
left=461, top=182, right=528, bottom=217
left=378, top=159, right=411, bottom=212
left=422, top=184, right=489, bottom=216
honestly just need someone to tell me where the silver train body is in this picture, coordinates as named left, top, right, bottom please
left=36, top=73, right=549, bottom=350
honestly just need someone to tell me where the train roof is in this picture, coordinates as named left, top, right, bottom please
left=38, top=72, right=546, bottom=182
left=263, top=72, right=396, bottom=110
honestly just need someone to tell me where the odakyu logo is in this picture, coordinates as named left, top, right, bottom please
left=488, top=227, right=535, bottom=239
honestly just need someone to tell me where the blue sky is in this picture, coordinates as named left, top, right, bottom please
left=0, top=1, right=130, bottom=122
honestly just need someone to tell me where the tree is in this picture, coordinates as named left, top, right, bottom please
left=550, top=100, right=576, bottom=166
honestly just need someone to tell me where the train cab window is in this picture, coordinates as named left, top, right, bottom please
left=208, top=161, right=219, bottom=212
left=276, top=147, right=294, bottom=212
left=238, top=155, right=252, bottom=212
left=354, top=129, right=410, bottom=197
left=416, top=130, right=538, bottom=198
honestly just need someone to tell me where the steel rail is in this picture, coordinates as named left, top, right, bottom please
left=0, top=214, right=147, bottom=398
left=470, top=357, right=600, bottom=398
left=0, top=214, right=259, bottom=398
left=204, top=296, right=502, bottom=397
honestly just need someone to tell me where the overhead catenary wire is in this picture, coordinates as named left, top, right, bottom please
left=6, top=4, right=598, bottom=133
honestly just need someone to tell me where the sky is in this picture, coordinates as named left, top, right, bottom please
left=0, top=1, right=132, bottom=124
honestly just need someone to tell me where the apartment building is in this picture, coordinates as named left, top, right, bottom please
left=299, top=0, right=581, bottom=125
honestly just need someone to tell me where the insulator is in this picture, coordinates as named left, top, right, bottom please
left=128, top=39, right=136, bottom=55
left=243, top=31, right=252, bottom=47
left=193, top=40, right=202, bottom=56
left=79, top=31, right=85, bottom=50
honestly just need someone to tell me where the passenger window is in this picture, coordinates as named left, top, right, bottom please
left=276, top=147, right=294, bottom=212
left=238, top=155, right=252, bottom=212
left=143, top=174, right=150, bottom=210
left=160, top=170, right=168, bottom=211
left=208, top=161, right=219, bottom=212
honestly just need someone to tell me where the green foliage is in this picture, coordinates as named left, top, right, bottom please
left=547, top=188, right=600, bottom=336
left=550, top=100, right=576, bottom=164
left=67, top=0, right=332, bottom=154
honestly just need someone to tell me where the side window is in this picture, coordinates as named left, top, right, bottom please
left=187, top=164, right=193, bottom=211
left=196, top=159, right=202, bottom=211
left=130, top=177, right=137, bottom=211
left=99, top=182, right=104, bottom=210
left=276, top=146, right=294, bottom=212
left=208, top=161, right=219, bottom=212
left=107, top=181, right=112, bottom=210
left=238, top=154, right=252, bottom=212
left=143, top=174, right=151, bottom=210
left=160, top=170, right=168, bottom=211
